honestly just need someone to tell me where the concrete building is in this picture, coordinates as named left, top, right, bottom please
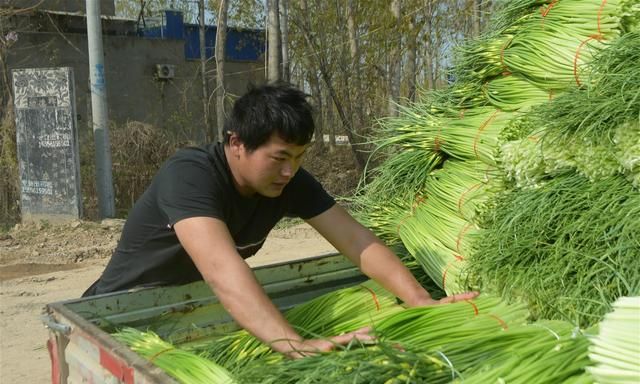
left=3, top=0, right=266, bottom=143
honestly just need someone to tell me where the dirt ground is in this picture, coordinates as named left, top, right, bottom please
left=0, top=219, right=336, bottom=383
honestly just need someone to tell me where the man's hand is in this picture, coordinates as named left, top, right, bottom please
left=409, top=291, right=480, bottom=307
left=280, top=326, right=375, bottom=359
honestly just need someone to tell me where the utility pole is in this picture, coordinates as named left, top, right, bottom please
left=86, top=0, right=115, bottom=218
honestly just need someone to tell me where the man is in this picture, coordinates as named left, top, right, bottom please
left=84, top=83, right=478, bottom=357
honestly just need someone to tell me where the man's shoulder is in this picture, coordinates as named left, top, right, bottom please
left=169, top=144, right=215, bottom=165
left=150, top=144, right=231, bottom=220
left=282, top=167, right=328, bottom=199
left=291, top=166, right=316, bottom=181
left=161, top=144, right=222, bottom=174
left=288, top=167, right=322, bottom=188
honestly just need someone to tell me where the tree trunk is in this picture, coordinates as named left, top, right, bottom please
left=215, top=0, right=228, bottom=142
left=267, top=0, right=281, bottom=82
left=307, top=69, right=324, bottom=151
left=405, top=14, right=417, bottom=102
left=425, top=0, right=436, bottom=90
left=472, top=0, right=481, bottom=37
left=280, top=0, right=290, bottom=82
left=323, top=84, right=336, bottom=153
left=425, top=52, right=434, bottom=90
left=388, top=0, right=401, bottom=117
left=434, top=55, right=440, bottom=88
left=198, top=0, right=210, bottom=140
left=346, top=0, right=364, bottom=132
left=297, top=63, right=305, bottom=89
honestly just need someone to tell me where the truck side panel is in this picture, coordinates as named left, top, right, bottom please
left=44, top=253, right=364, bottom=383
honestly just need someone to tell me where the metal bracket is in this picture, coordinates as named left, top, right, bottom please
left=41, top=314, right=71, bottom=335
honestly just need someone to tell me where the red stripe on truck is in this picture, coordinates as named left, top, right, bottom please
left=100, top=347, right=135, bottom=384
left=47, top=338, right=60, bottom=384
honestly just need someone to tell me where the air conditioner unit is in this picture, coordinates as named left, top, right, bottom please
left=155, top=64, right=176, bottom=79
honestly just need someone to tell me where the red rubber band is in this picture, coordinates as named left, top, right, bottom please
left=396, top=195, right=427, bottom=236
left=489, top=314, right=509, bottom=330
left=149, top=347, right=174, bottom=362
left=573, top=0, right=607, bottom=87
left=442, top=264, right=450, bottom=291
left=442, top=258, right=464, bottom=291
left=540, top=0, right=558, bottom=17
left=456, top=222, right=475, bottom=252
left=473, top=110, right=500, bottom=159
left=458, top=182, right=483, bottom=216
left=362, top=285, right=381, bottom=311
left=412, top=195, right=426, bottom=214
left=597, top=0, right=607, bottom=36
left=574, top=35, right=603, bottom=86
left=499, top=39, right=511, bottom=74
left=465, top=299, right=479, bottom=316
left=434, top=118, right=445, bottom=152
left=540, top=0, right=558, bottom=29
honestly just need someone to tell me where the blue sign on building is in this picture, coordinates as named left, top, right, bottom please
left=140, top=10, right=265, bottom=62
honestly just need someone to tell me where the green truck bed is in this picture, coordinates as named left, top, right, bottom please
left=42, top=252, right=366, bottom=384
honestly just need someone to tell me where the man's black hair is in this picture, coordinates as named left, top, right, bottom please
left=223, top=82, right=315, bottom=151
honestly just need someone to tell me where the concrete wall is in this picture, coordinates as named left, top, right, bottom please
left=6, top=10, right=265, bottom=143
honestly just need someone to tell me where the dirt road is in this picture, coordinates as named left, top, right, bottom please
left=0, top=220, right=335, bottom=383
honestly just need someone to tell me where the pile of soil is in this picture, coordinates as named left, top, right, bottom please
left=0, top=219, right=123, bottom=281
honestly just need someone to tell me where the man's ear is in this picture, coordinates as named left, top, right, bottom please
left=228, top=133, right=243, bottom=157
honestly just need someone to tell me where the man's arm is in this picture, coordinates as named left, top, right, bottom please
left=306, top=205, right=478, bottom=306
left=174, top=216, right=372, bottom=358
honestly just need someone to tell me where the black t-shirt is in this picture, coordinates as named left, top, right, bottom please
left=86, top=142, right=335, bottom=295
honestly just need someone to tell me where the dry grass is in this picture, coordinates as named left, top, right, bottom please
left=80, top=121, right=193, bottom=219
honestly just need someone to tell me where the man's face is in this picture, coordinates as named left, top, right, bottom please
left=229, top=133, right=308, bottom=197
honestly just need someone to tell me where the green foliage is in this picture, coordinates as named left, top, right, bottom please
left=469, top=174, right=640, bottom=327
